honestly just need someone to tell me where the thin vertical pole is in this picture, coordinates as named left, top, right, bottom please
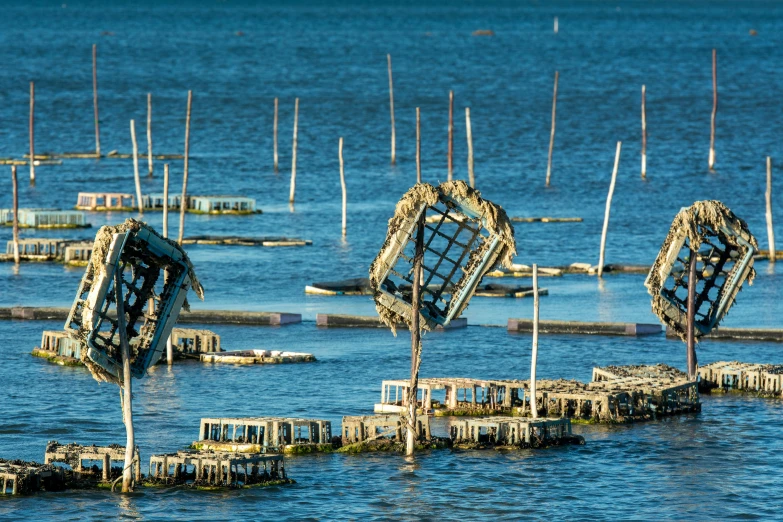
left=93, top=44, right=101, bottom=157
left=406, top=212, right=425, bottom=457
left=388, top=54, right=396, bottom=165
left=178, top=90, right=192, bottom=245
left=416, top=107, right=421, bottom=183
left=598, top=142, right=622, bottom=277
left=273, top=98, right=279, bottom=172
left=289, top=98, right=299, bottom=205
left=545, top=71, right=558, bottom=187
left=114, top=269, right=135, bottom=493
left=709, top=49, right=717, bottom=170
left=163, top=163, right=173, bottom=364
left=448, top=90, right=454, bottom=181
left=29, top=82, right=36, bottom=183
left=530, top=264, right=540, bottom=419
left=130, top=120, right=143, bottom=214
left=767, top=156, right=775, bottom=262
left=11, top=166, right=19, bottom=264
left=686, top=251, right=697, bottom=380
left=554, top=16, right=559, bottom=33
left=339, top=137, right=347, bottom=237
left=641, top=85, right=647, bottom=179
left=466, top=107, right=474, bottom=188
left=147, top=93, right=153, bottom=177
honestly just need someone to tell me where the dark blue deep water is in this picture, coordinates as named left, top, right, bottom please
left=1, top=1, right=783, bottom=519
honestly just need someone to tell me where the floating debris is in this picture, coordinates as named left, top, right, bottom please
left=147, top=450, right=291, bottom=489
left=200, top=350, right=315, bottom=364
left=193, top=417, right=333, bottom=454
left=698, top=361, right=783, bottom=397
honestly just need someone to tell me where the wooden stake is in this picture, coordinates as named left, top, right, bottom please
left=641, top=85, right=647, bottom=179
left=416, top=107, right=421, bottom=183
left=93, top=44, right=101, bottom=157
left=11, top=166, right=19, bottom=264
left=530, top=263, right=539, bottom=419
left=686, top=250, right=697, bottom=380
left=29, top=82, right=35, bottom=183
left=709, top=49, right=717, bottom=170
left=466, top=108, right=474, bottom=188
left=339, top=137, right=347, bottom=237
left=147, top=93, right=153, bottom=177
left=406, top=213, right=425, bottom=457
left=163, top=163, right=173, bottom=365
left=114, top=269, right=135, bottom=493
left=598, top=142, right=621, bottom=277
left=388, top=54, right=396, bottom=165
left=178, top=90, right=192, bottom=245
left=273, top=97, right=279, bottom=172
left=448, top=91, right=454, bottom=181
left=130, top=120, right=143, bottom=214
left=545, top=71, right=558, bottom=187
left=767, top=156, right=775, bottom=262
left=554, top=16, right=559, bottom=34
left=289, top=98, right=299, bottom=205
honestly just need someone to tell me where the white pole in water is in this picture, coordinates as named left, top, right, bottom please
left=598, top=142, right=622, bottom=277
left=530, top=263, right=540, bottom=419
left=554, top=16, right=559, bottom=34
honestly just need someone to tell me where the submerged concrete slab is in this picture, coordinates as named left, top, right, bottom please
left=508, top=318, right=661, bottom=336
left=316, top=314, right=467, bottom=330
left=666, top=325, right=783, bottom=342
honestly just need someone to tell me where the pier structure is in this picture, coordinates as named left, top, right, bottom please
left=341, top=414, right=430, bottom=445
left=148, top=450, right=286, bottom=487
left=187, top=195, right=258, bottom=214
left=1, top=208, right=88, bottom=228
left=449, top=416, right=579, bottom=448
left=75, top=192, right=135, bottom=211
left=44, top=442, right=141, bottom=483
left=698, top=361, right=783, bottom=396
left=32, top=330, right=84, bottom=364
left=194, top=417, right=332, bottom=453
left=0, top=459, right=66, bottom=495
left=169, top=328, right=221, bottom=360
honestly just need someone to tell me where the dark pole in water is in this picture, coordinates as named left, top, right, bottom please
left=29, top=81, right=35, bottom=183
left=11, top=166, right=19, bottom=264
left=448, top=90, right=453, bottom=181
left=406, top=212, right=425, bottom=457
left=93, top=44, right=101, bottom=157
left=709, top=49, right=717, bottom=170
left=178, top=90, right=192, bottom=245
left=686, top=250, right=697, bottom=380
left=416, top=107, right=421, bottom=183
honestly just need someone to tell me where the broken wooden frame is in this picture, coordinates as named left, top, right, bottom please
left=645, top=200, right=757, bottom=340
left=370, top=181, right=515, bottom=331
left=65, top=219, right=203, bottom=382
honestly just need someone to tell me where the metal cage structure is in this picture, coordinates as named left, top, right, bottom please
left=645, top=201, right=757, bottom=339
left=65, top=220, right=202, bottom=381
left=370, top=181, right=515, bottom=331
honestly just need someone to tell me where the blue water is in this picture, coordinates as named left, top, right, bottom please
left=1, top=1, right=783, bottom=519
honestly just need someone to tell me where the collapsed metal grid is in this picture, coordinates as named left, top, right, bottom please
left=659, top=223, right=740, bottom=336
left=382, top=200, right=492, bottom=321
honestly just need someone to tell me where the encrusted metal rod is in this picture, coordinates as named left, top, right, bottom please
left=407, top=212, right=425, bottom=457
left=686, top=250, right=697, bottom=380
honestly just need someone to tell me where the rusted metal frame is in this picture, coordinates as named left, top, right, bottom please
left=428, top=226, right=482, bottom=305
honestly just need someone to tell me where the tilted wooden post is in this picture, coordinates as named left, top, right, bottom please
left=406, top=213, right=425, bottom=457
left=641, top=85, right=647, bottom=179
left=448, top=90, right=454, bottom=181
left=178, top=90, right=192, bottom=245
left=93, top=44, right=101, bottom=157
left=388, top=54, right=396, bottom=165
left=11, top=166, right=19, bottom=264
left=767, top=157, right=775, bottom=262
left=339, top=137, right=347, bottom=237
left=686, top=250, right=697, bottom=380
left=29, top=82, right=35, bottom=183
left=130, top=120, right=143, bottom=214
left=273, top=97, right=279, bottom=172
left=147, top=93, right=153, bottom=177
left=545, top=71, right=558, bottom=187
left=709, top=49, right=717, bottom=170
left=114, top=269, right=135, bottom=493
left=289, top=98, right=299, bottom=205
left=466, top=107, right=474, bottom=188
left=416, top=107, right=421, bottom=183
left=530, top=263, right=539, bottom=419
left=598, top=142, right=621, bottom=277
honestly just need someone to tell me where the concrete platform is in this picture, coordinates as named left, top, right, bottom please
left=508, top=318, right=661, bottom=336
left=666, top=325, right=783, bottom=342
left=316, top=314, right=467, bottom=330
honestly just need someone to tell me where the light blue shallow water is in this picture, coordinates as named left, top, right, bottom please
left=1, top=1, right=783, bottom=519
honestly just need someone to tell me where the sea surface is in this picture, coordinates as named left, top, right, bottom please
left=1, top=0, right=782, bottom=519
